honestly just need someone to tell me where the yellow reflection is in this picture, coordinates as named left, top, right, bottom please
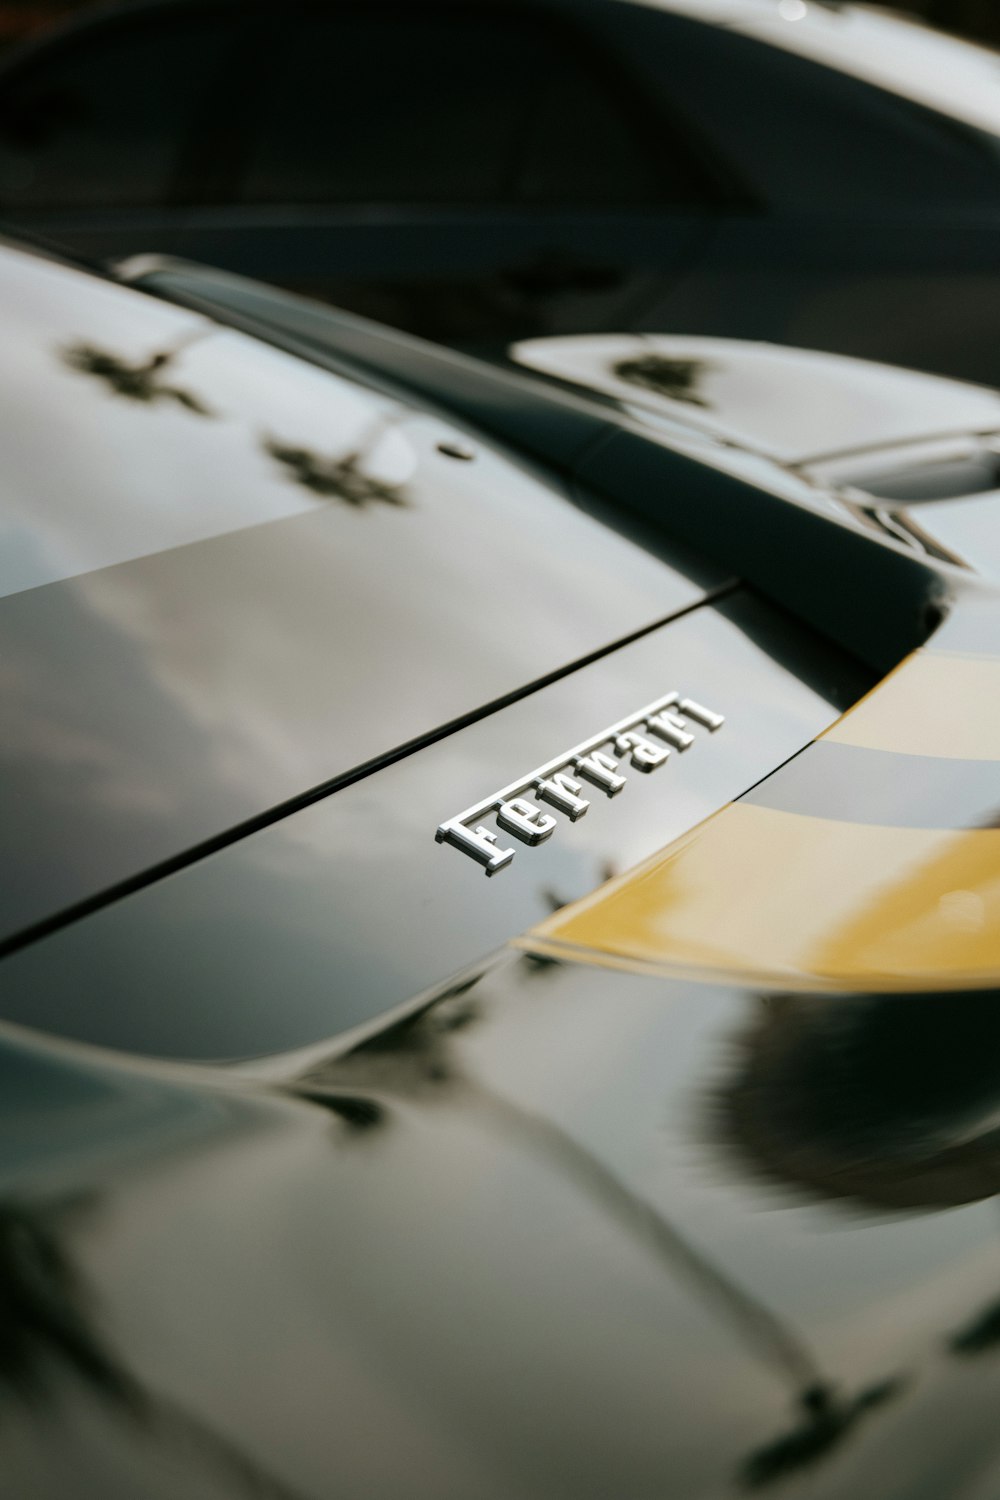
left=523, top=805, right=1000, bottom=991
left=826, top=650, right=1000, bottom=760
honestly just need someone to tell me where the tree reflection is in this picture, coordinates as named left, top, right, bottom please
left=741, top=1377, right=905, bottom=1490
left=294, top=965, right=915, bottom=1490
left=612, top=353, right=715, bottom=408
left=61, top=341, right=214, bottom=415
left=710, top=989, right=1000, bottom=1480
left=0, top=1197, right=135, bottom=1409
left=713, top=990, right=1000, bottom=1212
left=950, top=1294, right=1000, bottom=1357
left=262, top=408, right=411, bottom=508
left=0, top=1195, right=310, bottom=1498
left=299, top=978, right=841, bottom=1417
left=58, top=333, right=412, bottom=510
left=262, top=437, right=407, bottom=507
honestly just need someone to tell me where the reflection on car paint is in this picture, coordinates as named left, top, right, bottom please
left=0, top=247, right=726, bottom=947
left=5, top=937, right=1000, bottom=1495
left=60, top=331, right=215, bottom=416
left=526, top=628, right=1000, bottom=990
left=0, top=592, right=868, bottom=1058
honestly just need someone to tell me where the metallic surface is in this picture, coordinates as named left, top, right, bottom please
left=511, top=336, right=1000, bottom=597
left=527, top=809, right=1000, bottom=991
left=512, top=333, right=1000, bottom=466
left=6, top=237, right=1000, bottom=1498
left=528, top=629, right=1000, bottom=991
left=436, top=690, right=723, bottom=873
left=824, top=650, right=1000, bottom=759
left=0, top=247, right=723, bottom=947
left=127, top=258, right=968, bottom=677
left=0, top=592, right=866, bottom=1059
left=6, top=957, right=1000, bottom=1496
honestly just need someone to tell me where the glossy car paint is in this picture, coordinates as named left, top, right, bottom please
left=529, top=624, right=1000, bottom=991
left=6, top=244, right=1000, bottom=1499
left=121, top=259, right=971, bottom=674
left=515, top=332, right=1000, bottom=581
left=8, top=962, right=1000, bottom=1496
left=0, top=245, right=721, bottom=945
left=0, top=591, right=868, bottom=1059
left=511, top=334, right=1000, bottom=466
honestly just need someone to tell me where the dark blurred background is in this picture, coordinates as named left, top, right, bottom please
left=3, top=1, right=1000, bottom=50
left=900, top=2, right=998, bottom=45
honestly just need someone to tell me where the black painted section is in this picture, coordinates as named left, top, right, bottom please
left=0, top=592, right=869, bottom=1059
left=744, top=739, right=1000, bottom=830
left=0, top=246, right=722, bottom=946
left=2, top=960, right=1000, bottom=1495
left=576, top=426, right=967, bottom=675
left=135, top=258, right=979, bottom=677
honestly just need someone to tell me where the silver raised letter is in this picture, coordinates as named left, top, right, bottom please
left=536, top=770, right=590, bottom=821
left=647, top=708, right=695, bottom=751
left=615, top=729, right=670, bottom=772
left=436, top=819, right=515, bottom=874
left=575, top=749, right=626, bottom=796
left=679, top=697, right=725, bottom=731
left=497, top=796, right=557, bottom=845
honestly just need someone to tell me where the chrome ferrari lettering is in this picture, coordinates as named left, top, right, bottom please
left=647, top=708, right=695, bottom=751
left=436, top=690, right=725, bottom=874
left=436, top=819, right=515, bottom=875
left=614, top=729, right=670, bottom=772
left=536, top=770, right=590, bottom=821
left=497, top=797, right=557, bottom=845
left=679, top=697, right=725, bottom=731
left=575, top=749, right=627, bottom=796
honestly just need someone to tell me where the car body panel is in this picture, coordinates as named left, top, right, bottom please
left=4, top=241, right=1000, bottom=1500
left=121, top=257, right=976, bottom=676
left=511, top=333, right=1000, bottom=464
left=0, top=589, right=868, bottom=1059
left=515, top=332, right=1000, bottom=590
left=727, top=1, right=1000, bottom=138
left=529, top=627, right=1000, bottom=991
left=0, top=247, right=724, bottom=947
left=5, top=958, right=1000, bottom=1497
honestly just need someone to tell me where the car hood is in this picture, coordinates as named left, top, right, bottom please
left=7, top=878, right=1000, bottom=1500
left=0, top=247, right=727, bottom=950
left=511, top=333, right=1000, bottom=466
left=6, top=252, right=1000, bottom=1500
left=5, top=252, right=998, bottom=1062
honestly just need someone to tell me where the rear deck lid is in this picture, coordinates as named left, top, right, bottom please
left=0, top=246, right=721, bottom=946
left=512, top=334, right=1000, bottom=466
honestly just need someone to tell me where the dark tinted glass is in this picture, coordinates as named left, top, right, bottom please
left=0, top=15, right=230, bottom=210
left=519, top=47, right=671, bottom=204
left=242, top=7, right=670, bottom=206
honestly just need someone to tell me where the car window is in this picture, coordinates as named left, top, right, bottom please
left=518, top=42, right=690, bottom=204
left=0, top=14, right=232, bottom=211
left=241, top=6, right=691, bottom=207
